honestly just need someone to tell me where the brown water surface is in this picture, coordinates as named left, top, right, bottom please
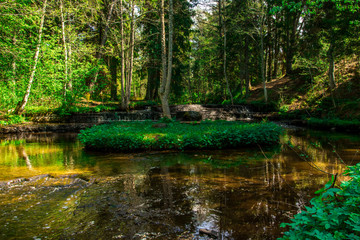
left=0, top=129, right=359, bottom=240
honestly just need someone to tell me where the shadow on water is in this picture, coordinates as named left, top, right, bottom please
left=0, top=129, right=359, bottom=239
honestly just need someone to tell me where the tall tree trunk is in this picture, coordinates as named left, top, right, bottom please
left=260, top=15, right=268, bottom=103
left=273, top=18, right=279, bottom=78
left=120, top=0, right=126, bottom=109
left=60, top=0, right=69, bottom=97
left=125, top=0, right=135, bottom=107
left=328, top=42, right=336, bottom=90
left=285, top=11, right=300, bottom=75
left=245, top=35, right=250, bottom=97
left=222, top=1, right=233, bottom=105
left=67, top=15, right=73, bottom=91
left=267, top=14, right=273, bottom=82
left=15, top=0, right=47, bottom=115
left=110, top=56, right=118, bottom=100
left=285, top=14, right=292, bottom=74
left=328, top=42, right=336, bottom=107
left=218, top=0, right=225, bottom=98
left=159, top=0, right=172, bottom=119
left=267, top=45, right=272, bottom=82
left=12, top=35, right=16, bottom=89
left=89, top=0, right=116, bottom=95
left=145, top=66, right=160, bottom=100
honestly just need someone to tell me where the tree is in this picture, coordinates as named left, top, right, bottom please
left=159, top=0, right=174, bottom=119
left=14, top=0, right=48, bottom=115
left=275, top=0, right=360, bottom=106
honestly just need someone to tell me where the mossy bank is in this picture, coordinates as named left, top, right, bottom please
left=78, top=121, right=283, bottom=152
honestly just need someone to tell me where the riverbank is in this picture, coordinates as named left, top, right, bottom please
left=78, top=121, right=283, bottom=152
left=1, top=104, right=360, bottom=135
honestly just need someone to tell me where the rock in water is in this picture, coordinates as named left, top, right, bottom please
left=199, top=228, right=219, bottom=239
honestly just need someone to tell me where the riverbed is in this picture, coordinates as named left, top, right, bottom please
left=0, top=128, right=359, bottom=239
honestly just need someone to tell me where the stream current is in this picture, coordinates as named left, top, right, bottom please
left=0, top=128, right=360, bottom=239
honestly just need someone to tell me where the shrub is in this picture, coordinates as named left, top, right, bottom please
left=279, top=163, right=360, bottom=240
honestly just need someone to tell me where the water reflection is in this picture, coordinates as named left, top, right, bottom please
left=0, top=129, right=359, bottom=239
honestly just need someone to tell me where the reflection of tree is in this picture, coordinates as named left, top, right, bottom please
left=62, top=143, right=75, bottom=170
left=161, top=166, right=174, bottom=210
left=16, top=146, right=32, bottom=170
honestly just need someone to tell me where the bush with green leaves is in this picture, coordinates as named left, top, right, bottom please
left=78, top=121, right=283, bottom=152
left=279, top=164, right=360, bottom=240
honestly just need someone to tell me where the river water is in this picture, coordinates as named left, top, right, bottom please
left=0, top=128, right=359, bottom=240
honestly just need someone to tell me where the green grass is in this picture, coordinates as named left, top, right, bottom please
left=78, top=120, right=283, bottom=152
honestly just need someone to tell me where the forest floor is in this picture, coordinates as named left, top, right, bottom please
left=247, top=60, right=360, bottom=120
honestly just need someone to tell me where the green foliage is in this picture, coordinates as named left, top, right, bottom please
left=129, top=100, right=158, bottom=109
left=279, top=163, right=360, bottom=240
left=222, top=98, right=247, bottom=105
left=55, top=104, right=118, bottom=116
left=78, top=121, right=283, bottom=152
left=0, top=114, right=26, bottom=126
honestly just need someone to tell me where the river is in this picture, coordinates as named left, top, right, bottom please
left=0, top=127, right=359, bottom=239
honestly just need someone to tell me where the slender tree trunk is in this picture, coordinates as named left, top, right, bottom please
left=160, top=0, right=167, bottom=89
left=267, top=14, right=273, bottom=83
left=67, top=15, right=73, bottom=91
left=285, top=12, right=293, bottom=74
left=223, top=6, right=233, bottom=105
left=218, top=0, right=225, bottom=98
left=328, top=43, right=336, bottom=90
left=267, top=45, right=272, bottom=82
left=266, top=12, right=272, bottom=82
left=15, top=0, right=47, bottom=115
left=89, top=0, right=116, bottom=95
left=125, top=0, right=135, bottom=107
left=120, top=0, right=126, bottom=109
left=328, top=42, right=336, bottom=107
left=159, top=0, right=172, bottom=119
left=273, top=20, right=279, bottom=78
left=60, top=0, right=69, bottom=97
left=110, top=56, right=118, bottom=100
left=145, top=66, right=160, bottom=100
left=245, top=35, right=250, bottom=97
left=260, top=16, right=268, bottom=103
left=12, top=35, right=16, bottom=89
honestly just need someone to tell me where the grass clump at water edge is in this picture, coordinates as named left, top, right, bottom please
left=78, top=121, right=283, bottom=152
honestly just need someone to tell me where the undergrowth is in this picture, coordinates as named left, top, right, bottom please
left=78, top=121, right=283, bottom=152
left=279, top=163, right=360, bottom=240
left=0, top=114, right=27, bottom=126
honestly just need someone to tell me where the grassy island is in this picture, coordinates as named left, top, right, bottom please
left=78, top=121, right=283, bottom=152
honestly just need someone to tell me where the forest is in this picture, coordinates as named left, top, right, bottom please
left=0, top=0, right=359, bottom=120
